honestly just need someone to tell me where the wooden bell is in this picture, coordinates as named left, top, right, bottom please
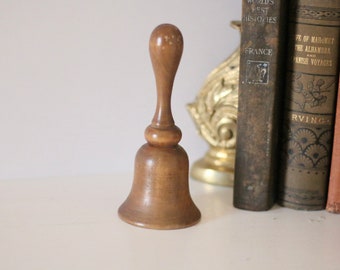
left=118, top=24, right=201, bottom=229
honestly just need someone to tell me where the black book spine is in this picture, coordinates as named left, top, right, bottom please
left=234, top=0, right=288, bottom=211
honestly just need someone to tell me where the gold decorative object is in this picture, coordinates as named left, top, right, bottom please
left=187, top=21, right=240, bottom=186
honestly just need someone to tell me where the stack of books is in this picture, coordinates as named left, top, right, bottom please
left=234, top=0, right=340, bottom=213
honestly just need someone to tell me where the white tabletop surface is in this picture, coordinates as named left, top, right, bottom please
left=0, top=173, right=339, bottom=270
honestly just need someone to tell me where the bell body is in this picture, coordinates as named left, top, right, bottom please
left=118, top=143, right=200, bottom=229
left=118, top=24, right=200, bottom=229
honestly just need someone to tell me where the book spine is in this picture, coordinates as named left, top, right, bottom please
left=233, top=0, right=287, bottom=211
left=278, top=0, right=340, bottom=210
left=326, top=76, right=340, bottom=213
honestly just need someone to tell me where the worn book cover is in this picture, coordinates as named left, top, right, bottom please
left=234, top=0, right=288, bottom=211
left=326, top=76, right=340, bottom=213
left=278, top=0, right=340, bottom=210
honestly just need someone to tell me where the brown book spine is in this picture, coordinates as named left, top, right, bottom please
left=233, top=0, right=287, bottom=211
left=278, top=0, right=340, bottom=210
left=326, top=77, right=340, bottom=213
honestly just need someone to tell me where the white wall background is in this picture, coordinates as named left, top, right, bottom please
left=0, top=0, right=241, bottom=180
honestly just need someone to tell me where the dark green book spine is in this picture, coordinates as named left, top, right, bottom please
left=234, top=0, right=288, bottom=211
left=278, top=0, right=340, bottom=210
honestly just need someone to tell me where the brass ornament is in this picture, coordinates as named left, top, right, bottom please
left=187, top=21, right=240, bottom=186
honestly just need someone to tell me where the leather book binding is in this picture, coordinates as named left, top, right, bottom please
left=234, top=0, right=288, bottom=211
left=278, top=0, right=340, bottom=210
left=326, top=77, right=340, bottom=213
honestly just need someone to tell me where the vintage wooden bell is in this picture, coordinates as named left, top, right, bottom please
left=118, top=24, right=201, bottom=229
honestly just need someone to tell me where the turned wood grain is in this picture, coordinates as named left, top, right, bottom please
left=118, top=24, right=201, bottom=229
